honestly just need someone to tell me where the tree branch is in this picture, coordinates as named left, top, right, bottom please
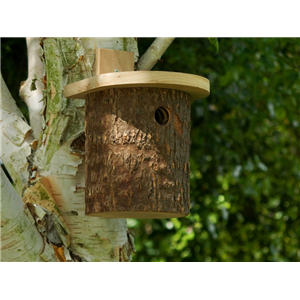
left=0, top=167, right=59, bottom=262
left=0, top=73, right=37, bottom=196
left=19, top=37, right=44, bottom=139
left=136, top=37, right=175, bottom=70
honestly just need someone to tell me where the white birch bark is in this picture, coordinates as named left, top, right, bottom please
left=0, top=73, right=37, bottom=196
left=1, top=167, right=59, bottom=262
left=19, top=37, right=44, bottom=139
left=137, top=37, right=175, bottom=70
left=1, top=73, right=60, bottom=261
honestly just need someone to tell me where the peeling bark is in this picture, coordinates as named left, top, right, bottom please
left=19, top=37, right=44, bottom=139
left=0, top=73, right=37, bottom=196
left=1, top=168, right=58, bottom=262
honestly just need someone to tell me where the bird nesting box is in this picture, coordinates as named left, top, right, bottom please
left=64, top=49, right=210, bottom=218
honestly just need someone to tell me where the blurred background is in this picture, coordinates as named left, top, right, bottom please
left=2, top=37, right=300, bottom=262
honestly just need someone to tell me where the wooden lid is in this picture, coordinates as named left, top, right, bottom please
left=64, top=71, right=210, bottom=101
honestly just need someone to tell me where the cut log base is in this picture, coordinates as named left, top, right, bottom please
left=87, top=211, right=187, bottom=219
left=85, top=87, right=191, bottom=218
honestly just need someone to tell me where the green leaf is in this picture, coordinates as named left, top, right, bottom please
left=208, top=38, right=219, bottom=54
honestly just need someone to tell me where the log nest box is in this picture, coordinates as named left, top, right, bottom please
left=64, top=49, right=210, bottom=219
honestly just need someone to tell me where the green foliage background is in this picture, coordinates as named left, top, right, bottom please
left=2, top=38, right=300, bottom=261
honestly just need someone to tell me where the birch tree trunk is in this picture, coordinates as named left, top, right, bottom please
left=1, top=37, right=174, bottom=262
left=1, top=167, right=58, bottom=261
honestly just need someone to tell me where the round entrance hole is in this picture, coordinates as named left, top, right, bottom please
left=155, top=107, right=170, bottom=125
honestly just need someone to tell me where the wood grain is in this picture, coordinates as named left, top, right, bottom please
left=64, top=71, right=210, bottom=101
left=95, top=49, right=134, bottom=75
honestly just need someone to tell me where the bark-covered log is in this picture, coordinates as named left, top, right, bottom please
left=85, top=87, right=191, bottom=218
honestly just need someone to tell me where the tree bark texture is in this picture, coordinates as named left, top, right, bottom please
left=1, top=168, right=59, bottom=262
left=85, top=87, right=191, bottom=218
